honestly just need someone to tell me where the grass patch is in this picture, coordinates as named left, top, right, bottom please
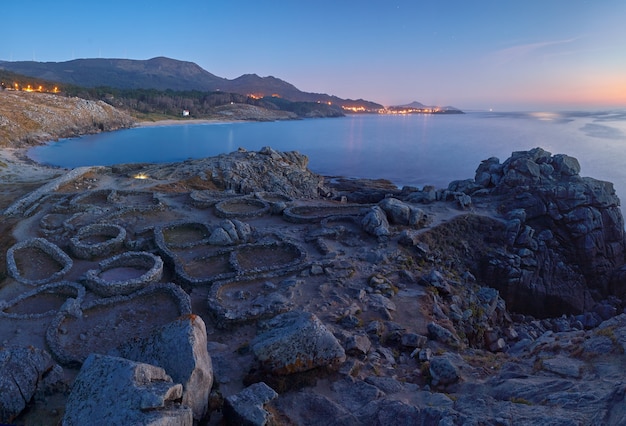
left=510, top=397, right=533, bottom=405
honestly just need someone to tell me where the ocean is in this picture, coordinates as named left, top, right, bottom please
left=28, top=110, right=626, bottom=207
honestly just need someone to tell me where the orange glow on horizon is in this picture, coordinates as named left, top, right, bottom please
left=499, top=74, right=626, bottom=109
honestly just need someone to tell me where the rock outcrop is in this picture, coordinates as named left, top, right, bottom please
left=139, top=146, right=331, bottom=199
left=451, top=147, right=625, bottom=317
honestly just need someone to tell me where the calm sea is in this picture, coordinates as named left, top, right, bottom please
left=28, top=110, right=626, bottom=207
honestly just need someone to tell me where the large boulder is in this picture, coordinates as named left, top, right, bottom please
left=0, top=346, right=57, bottom=423
left=63, top=354, right=192, bottom=425
left=111, top=315, right=213, bottom=422
left=429, top=356, right=460, bottom=387
left=250, top=311, right=346, bottom=375
left=209, top=219, right=253, bottom=246
left=378, top=197, right=426, bottom=226
left=361, top=205, right=391, bottom=237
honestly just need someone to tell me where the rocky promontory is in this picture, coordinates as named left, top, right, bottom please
left=1, top=146, right=626, bottom=424
left=0, top=90, right=135, bottom=147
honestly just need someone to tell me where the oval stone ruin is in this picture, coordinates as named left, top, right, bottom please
left=255, top=191, right=293, bottom=214
left=107, top=190, right=161, bottom=210
left=190, top=190, right=239, bottom=208
left=282, top=203, right=368, bottom=223
left=6, top=237, right=73, bottom=285
left=83, top=251, right=164, bottom=296
left=172, top=240, right=306, bottom=287
left=156, top=222, right=212, bottom=250
left=208, top=274, right=301, bottom=328
left=39, top=212, right=69, bottom=235
left=0, top=281, right=85, bottom=319
left=215, top=197, right=269, bottom=218
left=69, top=189, right=113, bottom=210
left=233, top=241, right=306, bottom=274
left=46, top=283, right=191, bottom=366
left=70, top=223, right=127, bottom=259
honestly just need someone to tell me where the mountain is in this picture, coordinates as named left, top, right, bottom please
left=0, top=57, right=383, bottom=110
left=396, top=101, right=428, bottom=108
left=0, top=57, right=225, bottom=91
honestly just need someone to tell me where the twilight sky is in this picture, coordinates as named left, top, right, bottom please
left=2, top=0, right=625, bottom=110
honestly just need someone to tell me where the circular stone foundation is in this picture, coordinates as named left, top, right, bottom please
left=214, top=197, right=269, bottom=218
left=39, top=213, right=68, bottom=233
left=46, top=283, right=191, bottom=366
left=207, top=274, right=301, bottom=328
left=0, top=281, right=85, bottom=319
left=190, top=190, right=239, bottom=208
left=6, top=238, right=73, bottom=286
left=282, top=204, right=368, bottom=223
left=83, top=251, right=164, bottom=297
left=255, top=192, right=293, bottom=215
left=155, top=221, right=212, bottom=250
left=69, top=189, right=114, bottom=210
left=70, top=223, right=127, bottom=259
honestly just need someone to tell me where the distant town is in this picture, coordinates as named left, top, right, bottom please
left=342, top=105, right=461, bottom=114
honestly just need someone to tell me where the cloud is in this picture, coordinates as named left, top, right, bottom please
left=490, top=37, right=581, bottom=65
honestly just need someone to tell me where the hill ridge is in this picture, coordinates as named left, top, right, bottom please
left=0, top=57, right=383, bottom=109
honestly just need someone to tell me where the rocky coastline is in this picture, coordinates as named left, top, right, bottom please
left=0, top=145, right=626, bottom=425
left=0, top=90, right=136, bottom=148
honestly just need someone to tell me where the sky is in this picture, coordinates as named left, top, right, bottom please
left=2, top=0, right=626, bottom=110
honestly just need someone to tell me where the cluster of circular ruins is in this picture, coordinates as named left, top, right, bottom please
left=1, top=186, right=370, bottom=367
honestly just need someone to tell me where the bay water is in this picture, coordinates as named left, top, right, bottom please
left=28, top=111, right=626, bottom=211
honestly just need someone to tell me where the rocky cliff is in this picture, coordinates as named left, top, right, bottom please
left=447, top=147, right=626, bottom=317
left=0, top=90, right=135, bottom=147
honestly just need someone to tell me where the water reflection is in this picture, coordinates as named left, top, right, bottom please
left=580, top=123, right=626, bottom=140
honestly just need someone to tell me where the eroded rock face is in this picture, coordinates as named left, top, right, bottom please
left=250, top=311, right=346, bottom=375
left=465, top=148, right=625, bottom=317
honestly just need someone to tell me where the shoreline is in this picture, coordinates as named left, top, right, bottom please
left=0, top=147, right=66, bottom=183
left=0, top=118, right=243, bottom=185
left=134, top=117, right=246, bottom=128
